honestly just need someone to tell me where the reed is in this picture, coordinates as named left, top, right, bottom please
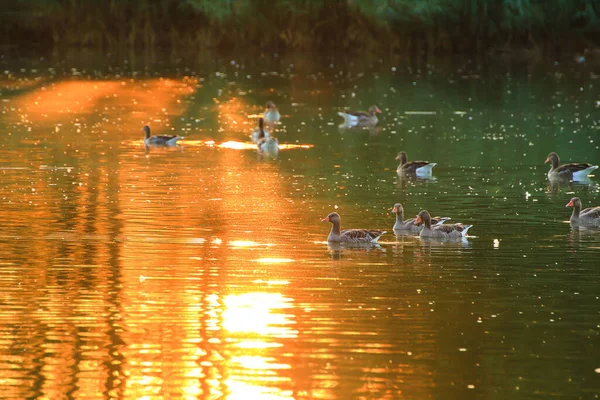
left=1, top=0, right=598, bottom=56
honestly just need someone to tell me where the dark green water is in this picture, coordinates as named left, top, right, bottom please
left=0, top=50, right=598, bottom=399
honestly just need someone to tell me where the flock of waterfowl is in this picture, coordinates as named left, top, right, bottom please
left=141, top=101, right=600, bottom=244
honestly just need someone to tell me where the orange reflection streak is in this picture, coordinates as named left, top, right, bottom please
left=7, top=78, right=196, bottom=137
left=217, top=97, right=252, bottom=135
left=222, top=293, right=297, bottom=400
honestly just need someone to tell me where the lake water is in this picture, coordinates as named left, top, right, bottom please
left=0, top=50, right=599, bottom=399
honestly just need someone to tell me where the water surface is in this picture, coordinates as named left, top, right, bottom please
left=0, top=51, right=599, bottom=399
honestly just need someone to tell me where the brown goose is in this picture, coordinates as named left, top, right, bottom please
left=264, top=101, right=280, bottom=125
left=396, top=151, right=437, bottom=176
left=392, top=203, right=450, bottom=232
left=142, top=125, right=183, bottom=146
left=545, top=152, right=598, bottom=181
left=415, top=210, right=472, bottom=238
left=251, top=118, right=271, bottom=143
left=565, top=197, right=600, bottom=227
left=338, top=105, right=381, bottom=128
left=321, top=212, right=386, bottom=243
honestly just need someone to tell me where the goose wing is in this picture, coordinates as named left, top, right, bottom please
left=554, top=162, right=594, bottom=176
left=580, top=206, right=600, bottom=220
left=400, top=161, right=431, bottom=173
left=340, top=229, right=386, bottom=243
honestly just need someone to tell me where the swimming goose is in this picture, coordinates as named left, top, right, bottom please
left=392, top=203, right=450, bottom=232
left=565, top=197, right=600, bottom=227
left=396, top=151, right=437, bottom=176
left=264, top=101, right=280, bottom=125
left=338, top=105, right=381, bottom=128
left=251, top=118, right=270, bottom=143
left=256, top=119, right=278, bottom=156
left=545, top=152, right=598, bottom=181
left=415, top=210, right=472, bottom=238
left=321, top=212, right=386, bottom=243
left=142, top=125, right=183, bottom=146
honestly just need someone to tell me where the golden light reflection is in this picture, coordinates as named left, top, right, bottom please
left=222, top=293, right=297, bottom=338
left=229, top=240, right=277, bottom=248
left=7, top=78, right=196, bottom=140
left=253, top=258, right=295, bottom=264
left=225, top=380, right=294, bottom=400
left=233, top=341, right=283, bottom=349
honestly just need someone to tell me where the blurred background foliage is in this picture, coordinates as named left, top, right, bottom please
left=1, top=0, right=599, bottom=56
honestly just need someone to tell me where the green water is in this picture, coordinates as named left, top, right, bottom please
left=0, top=51, right=598, bottom=399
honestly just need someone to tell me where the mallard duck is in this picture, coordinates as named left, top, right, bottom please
left=251, top=118, right=270, bottom=143
left=396, top=151, right=437, bottom=176
left=142, top=125, right=183, bottom=146
left=392, top=203, right=450, bottom=232
left=545, top=152, right=598, bottom=181
left=264, top=101, right=280, bottom=125
left=565, top=197, right=600, bottom=227
left=321, top=212, right=386, bottom=243
left=415, top=210, right=472, bottom=238
left=338, top=105, right=381, bottom=128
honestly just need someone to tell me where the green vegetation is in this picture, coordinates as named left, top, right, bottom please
left=2, top=0, right=599, bottom=56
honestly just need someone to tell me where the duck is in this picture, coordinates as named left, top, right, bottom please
left=565, top=197, right=600, bottom=227
left=396, top=151, right=437, bottom=176
left=142, top=125, right=183, bottom=146
left=321, top=212, right=386, bottom=243
left=545, top=152, right=598, bottom=181
left=415, top=210, right=472, bottom=238
left=392, top=203, right=450, bottom=232
left=264, top=101, right=280, bottom=125
left=256, top=119, right=279, bottom=156
left=338, top=105, right=381, bottom=128
left=251, top=118, right=270, bottom=143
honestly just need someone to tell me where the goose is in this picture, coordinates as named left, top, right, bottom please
left=392, top=203, right=450, bottom=232
left=321, top=212, right=386, bottom=243
left=256, top=119, right=278, bottom=156
left=264, top=101, right=280, bottom=125
left=415, top=210, right=472, bottom=238
left=396, top=151, right=437, bottom=176
left=545, top=152, right=597, bottom=181
left=338, top=105, right=381, bottom=128
left=251, top=118, right=270, bottom=143
left=142, top=125, right=183, bottom=146
left=565, top=197, right=600, bottom=227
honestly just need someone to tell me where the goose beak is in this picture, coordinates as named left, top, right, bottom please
left=566, top=200, right=574, bottom=207
left=544, top=157, right=550, bottom=163
left=376, top=107, right=382, bottom=114
left=321, top=217, right=330, bottom=222
left=394, top=155, right=400, bottom=160
left=415, top=215, right=422, bottom=224
left=392, top=207, right=398, bottom=213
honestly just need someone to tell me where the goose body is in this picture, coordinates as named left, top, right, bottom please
left=392, top=203, right=450, bottom=232
left=255, top=117, right=278, bottom=156
left=321, top=212, right=386, bottom=243
left=264, top=101, right=280, bottom=125
left=416, top=210, right=472, bottom=238
left=566, top=197, right=600, bottom=227
left=251, top=118, right=271, bottom=143
left=257, top=137, right=279, bottom=156
left=338, top=105, right=381, bottom=128
left=396, top=151, right=437, bottom=176
left=142, top=125, right=183, bottom=146
left=545, top=152, right=597, bottom=181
